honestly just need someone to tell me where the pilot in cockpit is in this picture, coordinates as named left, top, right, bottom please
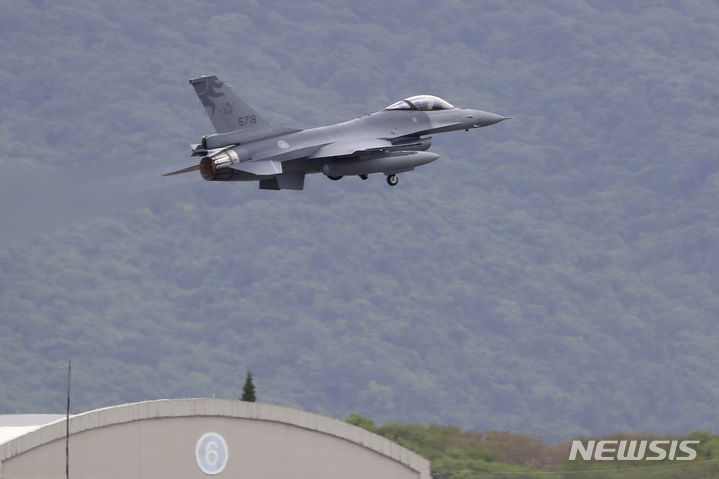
left=385, top=95, right=455, bottom=111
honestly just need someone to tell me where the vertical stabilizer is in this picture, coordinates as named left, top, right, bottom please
left=189, top=75, right=270, bottom=133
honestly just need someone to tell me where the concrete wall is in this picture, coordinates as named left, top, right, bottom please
left=0, top=399, right=430, bottom=479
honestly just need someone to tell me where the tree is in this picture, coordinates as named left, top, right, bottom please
left=345, top=413, right=377, bottom=432
left=241, top=369, right=256, bottom=402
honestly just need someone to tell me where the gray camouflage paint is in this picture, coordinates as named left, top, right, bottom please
left=189, top=76, right=271, bottom=134
left=170, top=75, right=509, bottom=190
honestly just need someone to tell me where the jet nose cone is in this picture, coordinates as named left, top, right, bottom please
left=476, top=110, right=509, bottom=127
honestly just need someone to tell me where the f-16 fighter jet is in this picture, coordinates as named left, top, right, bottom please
left=165, top=75, right=509, bottom=190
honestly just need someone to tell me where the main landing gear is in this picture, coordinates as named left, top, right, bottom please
left=326, top=173, right=398, bottom=186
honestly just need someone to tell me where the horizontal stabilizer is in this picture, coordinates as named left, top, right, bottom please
left=163, top=164, right=201, bottom=176
left=230, top=160, right=282, bottom=176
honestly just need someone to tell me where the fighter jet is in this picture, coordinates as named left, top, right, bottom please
left=165, top=75, right=509, bottom=190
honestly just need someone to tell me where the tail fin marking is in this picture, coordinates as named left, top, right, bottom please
left=190, top=75, right=270, bottom=133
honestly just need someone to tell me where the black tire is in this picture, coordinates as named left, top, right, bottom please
left=328, top=175, right=343, bottom=181
left=386, top=174, right=398, bottom=186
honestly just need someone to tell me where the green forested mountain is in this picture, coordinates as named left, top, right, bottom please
left=1, top=1, right=718, bottom=443
left=347, top=414, right=719, bottom=479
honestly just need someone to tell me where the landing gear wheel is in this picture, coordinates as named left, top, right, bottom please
left=328, top=175, right=343, bottom=181
left=359, top=174, right=368, bottom=180
left=386, top=174, right=398, bottom=186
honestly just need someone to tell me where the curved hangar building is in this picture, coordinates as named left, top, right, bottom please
left=0, top=399, right=429, bottom=479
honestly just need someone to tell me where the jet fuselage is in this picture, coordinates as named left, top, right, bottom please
left=166, top=75, right=509, bottom=190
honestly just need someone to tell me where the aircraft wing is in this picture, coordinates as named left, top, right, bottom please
left=308, top=139, right=393, bottom=159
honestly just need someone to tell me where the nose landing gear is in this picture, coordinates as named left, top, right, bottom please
left=386, top=174, right=398, bottom=186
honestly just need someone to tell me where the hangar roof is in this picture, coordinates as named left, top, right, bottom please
left=0, top=414, right=65, bottom=445
left=0, top=399, right=430, bottom=479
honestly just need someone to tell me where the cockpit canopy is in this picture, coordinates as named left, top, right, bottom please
left=385, top=95, right=455, bottom=111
